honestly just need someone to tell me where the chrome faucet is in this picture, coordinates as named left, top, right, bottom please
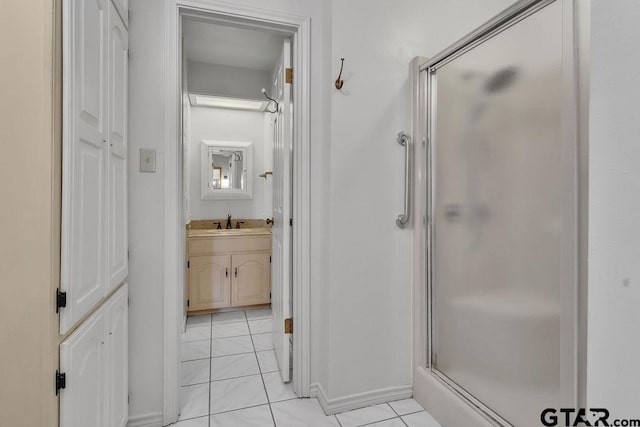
left=226, top=214, right=233, bottom=229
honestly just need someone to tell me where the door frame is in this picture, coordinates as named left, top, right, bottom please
left=163, top=1, right=312, bottom=423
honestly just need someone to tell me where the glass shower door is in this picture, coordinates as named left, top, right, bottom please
left=428, top=1, right=570, bottom=426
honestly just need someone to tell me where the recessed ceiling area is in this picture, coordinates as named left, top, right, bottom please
left=183, top=18, right=284, bottom=70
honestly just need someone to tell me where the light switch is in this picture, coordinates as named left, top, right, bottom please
left=140, top=149, right=156, bottom=173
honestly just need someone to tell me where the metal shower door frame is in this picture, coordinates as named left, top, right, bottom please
left=419, top=0, right=583, bottom=425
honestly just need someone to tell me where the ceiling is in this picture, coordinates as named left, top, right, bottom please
left=183, top=18, right=284, bottom=71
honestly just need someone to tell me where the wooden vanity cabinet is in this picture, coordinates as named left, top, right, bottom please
left=187, top=234, right=271, bottom=313
left=231, top=253, right=271, bottom=306
left=189, top=255, right=231, bottom=310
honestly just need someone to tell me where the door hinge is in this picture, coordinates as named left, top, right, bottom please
left=285, top=68, right=293, bottom=84
left=127, top=49, right=130, bottom=60
left=289, top=218, right=293, bottom=227
left=187, top=299, right=190, bottom=307
left=269, top=255, right=272, bottom=263
left=55, top=370, right=66, bottom=395
left=284, top=318, right=293, bottom=334
left=128, top=249, right=130, bottom=260
left=187, top=260, right=190, bottom=268
left=128, top=394, right=130, bottom=405
left=56, top=289, right=67, bottom=313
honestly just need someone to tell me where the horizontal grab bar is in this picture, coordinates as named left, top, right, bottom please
left=396, top=131, right=412, bottom=228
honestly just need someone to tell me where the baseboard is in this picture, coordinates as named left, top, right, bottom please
left=126, top=412, right=164, bottom=427
left=310, top=382, right=413, bottom=415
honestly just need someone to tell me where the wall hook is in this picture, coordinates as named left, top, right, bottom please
left=335, top=58, right=345, bottom=90
left=261, top=88, right=279, bottom=113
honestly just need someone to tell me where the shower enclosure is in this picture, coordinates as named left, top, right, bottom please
left=412, top=1, right=584, bottom=426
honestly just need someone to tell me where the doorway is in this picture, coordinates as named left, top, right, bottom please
left=163, top=2, right=312, bottom=424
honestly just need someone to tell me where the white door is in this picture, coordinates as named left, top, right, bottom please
left=271, top=39, right=293, bottom=382
left=60, top=309, right=106, bottom=427
left=108, top=2, right=128, bottom=291
left=61, top=0, right=108, bottom=334
left=105, top=283, right=128, bottom=427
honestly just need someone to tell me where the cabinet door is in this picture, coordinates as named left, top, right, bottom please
left=232, top=253, right=271, bottom=307
left=108, top=1, right=128, bottom=291
left=61, top=0, right=109, bottom=334
left=189, top=255, right=231, bottom=310
left=105, top=284, right=128, bottom=427
left=60, top=309, right=106, bottom=427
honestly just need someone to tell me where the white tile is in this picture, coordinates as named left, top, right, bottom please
left=210, top=374, right=268, bottom=414
left=252, top=333, right=274, bottom=351
left=256, top=350, right=279, bottom=373
left=262, top=371, right=296, bottom=403
left=212, top=335, right=254, bottom=357
left=212, top=310, right=246, bottom=324
left=249, top=319, right=272, bottom=335
left=211, top=353, right=260, bottom=381
left=367, top=418, right=406, bottom=427
left=210, top=405, right=274, bottom=427
left=389, top=398, right=424, bottom=416
left=182, top=340, right=211, bottom=361
left=245, top=308, right=272, bottom=321
left=271, top=398, right=340, bottom=427
left=335, top=404, right=397, bottom=427
left=402, top=411, right=442, bottom=427
left=212, top=321, right=250, bottom=339
left=173, top=416, right=209, bottom=427
left=187, top=314, right=211, bottom=328
left=182, top=325, right=211, bottom=343
left=181, top=359, right=210, bottom=386
left=179, top=383, right=209, bottom=421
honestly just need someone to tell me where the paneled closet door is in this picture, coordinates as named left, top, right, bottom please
left=108, top=2, right=128, bottom=291
left=61, top=0, right=109, bottom=334
left=60, top=310, right=106, bottom=427
left=105, top=284, right=128, bottom=427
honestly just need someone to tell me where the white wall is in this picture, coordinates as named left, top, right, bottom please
left=188, top=61, right=271, bottom=100
left=587, top=0, right=640, bottom=418
left=128, top=0, right=167, bottom=421
left=327, top=0, right=522, bottom=401
left=188, top=107, right=271, bottom=220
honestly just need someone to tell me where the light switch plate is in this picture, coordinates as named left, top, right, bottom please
left=140, top=149, right=156, bottom=173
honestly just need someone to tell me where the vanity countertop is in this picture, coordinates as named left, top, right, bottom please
left=187, top=228, right=272, bottom=238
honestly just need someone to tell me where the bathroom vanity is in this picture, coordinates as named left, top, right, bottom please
left=187, top=227, right=271, bottom=313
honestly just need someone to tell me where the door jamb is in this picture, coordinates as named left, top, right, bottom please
left=163, top=1, right=312, bottom=423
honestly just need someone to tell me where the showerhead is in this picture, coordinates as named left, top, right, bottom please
left=484, top=66, right=518, bottom=94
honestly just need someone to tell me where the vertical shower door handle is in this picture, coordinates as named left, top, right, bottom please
left=396, top=132, right=412, bottom=228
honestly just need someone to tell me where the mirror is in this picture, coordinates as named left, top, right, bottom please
left=201, top=140, right=253, bottom=200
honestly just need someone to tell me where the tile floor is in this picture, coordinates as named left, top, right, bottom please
left=173, top=308, right=440, bottom=427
